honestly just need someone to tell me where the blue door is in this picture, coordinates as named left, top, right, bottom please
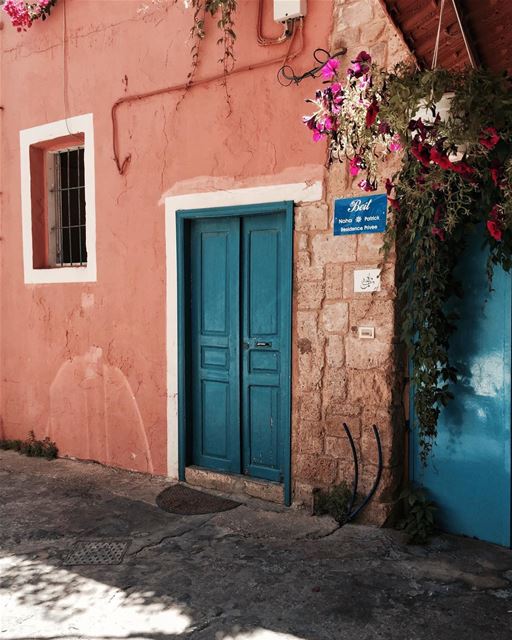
left=189, top=210, right=291, bottom=483
left=411, top=237, right=512, bottom=547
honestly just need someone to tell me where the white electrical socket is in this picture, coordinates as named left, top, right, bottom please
left=358, top=327, right=375, bottom=340
left=273, top=0, right=307, bottom=22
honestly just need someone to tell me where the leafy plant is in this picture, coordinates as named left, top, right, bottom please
left=396, top=485, right=437, bottom=544
left=187, top=0, right=237, bottom=73
left=0, top=430, right=58, bottom=460
left=314, top=481, right=353, bottom=525
left=304, top=54, right=512, bottom=462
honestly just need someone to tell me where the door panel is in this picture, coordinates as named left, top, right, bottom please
left=411, top=236, right=511, bottom=547
left=241, top=214, right=287, bottom=482
left=190, top=218, right=241, bottom=472
left=188, top=210, right=290, bottom=484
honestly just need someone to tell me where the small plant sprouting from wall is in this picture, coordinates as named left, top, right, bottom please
left=314, top=482, right=353, bottom=525
left=396, top=485, right=437, bottom=544
left=0, top=430, right=58, bottom=460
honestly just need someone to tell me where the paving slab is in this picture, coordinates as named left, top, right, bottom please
left=1, top=450, right=512, bottom=640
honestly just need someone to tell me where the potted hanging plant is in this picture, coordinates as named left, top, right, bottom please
left=303, top=51, right=512, bottom=462
left=1, top=0, right=58, bottom=31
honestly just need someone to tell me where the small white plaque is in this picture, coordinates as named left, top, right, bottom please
left=354, top=269, right=381, bottom=293
left=358, top=326, right=375, bottom=339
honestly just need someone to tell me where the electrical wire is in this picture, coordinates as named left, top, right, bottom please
left=111, top=17, right=304, bottom=175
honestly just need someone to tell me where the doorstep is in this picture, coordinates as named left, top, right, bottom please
left=184, top=466, right=284, bottom=505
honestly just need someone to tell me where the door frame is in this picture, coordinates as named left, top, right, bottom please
left=176, top=201, right=294, bottom=504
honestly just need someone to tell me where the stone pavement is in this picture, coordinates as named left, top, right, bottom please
left=1, top=451, right=512, bottom=640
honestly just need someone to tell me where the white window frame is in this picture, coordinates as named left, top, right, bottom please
left=20, top=113, right=97, bottom=284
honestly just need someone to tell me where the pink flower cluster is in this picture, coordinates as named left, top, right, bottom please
left=303, top=51, right=401, bottom=193
left=2, top=0, right=55, bottom=32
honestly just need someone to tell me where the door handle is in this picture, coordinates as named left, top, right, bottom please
left=256, top=341, right=272, bottom=348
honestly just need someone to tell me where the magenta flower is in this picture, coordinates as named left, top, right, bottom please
left=388, top=134, right=402, bottom=152
left=322, top=58, right=340, bottom=80
left=349, top=156, right=364, bottom=176
left=358, top=179, right=377, bottom=192
left=347, top=51, right=372, bottom=78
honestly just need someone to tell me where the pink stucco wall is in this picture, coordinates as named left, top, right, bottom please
left=0, top=0, right=332, bottom=474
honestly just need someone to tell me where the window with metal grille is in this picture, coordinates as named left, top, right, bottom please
left=48, top=147, right=87, bottom=267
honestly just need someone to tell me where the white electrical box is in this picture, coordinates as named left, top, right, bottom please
left=274, top=0, right=307, bottom=22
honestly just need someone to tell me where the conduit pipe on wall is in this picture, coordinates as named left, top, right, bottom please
left=257, top=0, right=292, bottom=46
left=112, top=17, right=304, bottom=175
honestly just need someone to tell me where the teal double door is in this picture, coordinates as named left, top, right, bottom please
left=185, top=205, right=292, bottom=487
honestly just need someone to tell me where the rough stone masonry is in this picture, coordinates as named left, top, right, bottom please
left=291, top=0, right=412, bottom=522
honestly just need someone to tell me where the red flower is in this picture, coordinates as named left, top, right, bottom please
left=387, top=198, right=400, bottom=211
left=487, top=205, right=504, bottom=241
left=479, top=127, right=500, bottom=150
left=487, top=220, right=503, bottom=241
left=490, top=161, right=502, bottom=187
left=411, top=142, right=431, bottom=168
left=385, top=178, right=394, bottom=195
left=451, top=161, right=476, bottom=179
left=432, top=226, right=446, bottom=241
left=365, top=100, right=379, bottom=128
left=430, top=147, right=453, bottom=170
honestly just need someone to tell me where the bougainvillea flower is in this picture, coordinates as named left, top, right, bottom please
left=358, top=178, right=377, bottom=192
left=487, top=220, right=503, bottom=241
left=411, top=142, right=432, bottom=168
left=479, top=127, right=500, bottom=150
left=312, top=129, right=324, bottom=142
left=430, top=147, right=453, bottom=170
left=330, top=82, right=342, bottom=95
left=365, top=100, right=379, bottom=128
left=322, top=58, right=340, bottom=80
left=349, top=156, right=364, bottom=176
left=385, top=178, right=394, bottom=195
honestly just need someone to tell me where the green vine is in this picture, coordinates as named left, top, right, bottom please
left=305, top=56, right=512, bottom=461
left=188, top=0, right=237, bottom=73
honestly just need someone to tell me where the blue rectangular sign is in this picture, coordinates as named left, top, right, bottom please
left=334, top=193, right=387, bottom=236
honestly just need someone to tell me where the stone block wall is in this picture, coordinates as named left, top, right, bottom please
left=291, top=0, right=412, bottom=523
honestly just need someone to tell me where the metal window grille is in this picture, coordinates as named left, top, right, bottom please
left=50, top=147, right=87, bottom=266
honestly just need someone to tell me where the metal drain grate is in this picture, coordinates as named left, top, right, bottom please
left=62, top=540, right=131, bottom=566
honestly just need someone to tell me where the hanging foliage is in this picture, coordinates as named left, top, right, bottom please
left=304, top=52, right=512, bottom=461
left=1, top=0, right=58, bottom=31
left=186, top=0, right=237, bottom=73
